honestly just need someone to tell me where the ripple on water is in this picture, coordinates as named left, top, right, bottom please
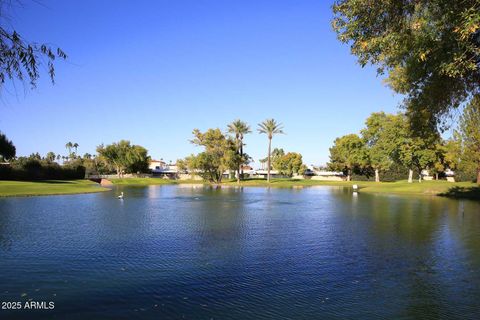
left=0, top=186, right=479, bottom=319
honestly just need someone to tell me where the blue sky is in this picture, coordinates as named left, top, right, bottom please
left=1, top=0, right=401, bottom=166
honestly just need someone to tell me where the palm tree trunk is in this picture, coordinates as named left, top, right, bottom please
left=240, top=144, right=244, bottom=181
left=267, top=138, right=272, bottom=182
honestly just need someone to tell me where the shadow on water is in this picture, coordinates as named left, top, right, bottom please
left=439, top=186, right=480, bottom=200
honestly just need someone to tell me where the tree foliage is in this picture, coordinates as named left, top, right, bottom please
left=0, top=131, right=15, bottom=160
left=361, top=112, right=398, bottom=181
left=0, top=1, right=67, bottom=90
left=329, top=112, right=448, bottom=182
left=458, top=96, right=480, bottom=183
left=96, top=140, right=150, bottom=177
left=328, top=133, right=367, bottom=181
left=273, top=152, right=306, bottom=177
left=185, top=128, right=240, bottom=183
left=332, top=0, right=480, bottom=129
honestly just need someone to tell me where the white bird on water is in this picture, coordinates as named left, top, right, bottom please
left=352, top=184, right=359, bottom=191
left=118, top=192, right=124, bottom=199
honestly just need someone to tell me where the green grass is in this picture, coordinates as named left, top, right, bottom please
left=0, top=180, right=109, bottom=197
left=112, top=177, right=480, bottom=199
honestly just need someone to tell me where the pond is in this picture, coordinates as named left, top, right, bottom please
left=0, top=185, right=479, bottom=319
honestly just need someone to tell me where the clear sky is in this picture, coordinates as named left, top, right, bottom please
left=1, top=0, right=402, bottom=166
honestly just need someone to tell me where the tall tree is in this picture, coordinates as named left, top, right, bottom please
left=361, top=112, right=397, bottom=182
left=186, top=128, right=239, bottom=183
left=227, top=119, right=251, bottom=183
left=73, top=143, right=79, bottom=155
left=273, top=152, right=306, bottom=177
left=258, top=119, right=284, bottom=182
left=0, top=131, right=15, bottom=161
left=458, top=96, right=480, bottom=183
left=328, top=134, right=367, bottom=181
left=97, top=140, right=150, bottom=177
left=332, top=0, right=480, bottom=129
left=65, top=142, right=73, bottom=158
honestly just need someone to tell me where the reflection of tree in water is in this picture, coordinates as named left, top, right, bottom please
left=367, top=195, right=445, bottom=244
left=350, top=194, right=480, bottom=318
left=445, top=200, right=480, bottom=267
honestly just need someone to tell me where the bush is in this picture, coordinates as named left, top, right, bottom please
left=0, top=161, right=86, bottom=181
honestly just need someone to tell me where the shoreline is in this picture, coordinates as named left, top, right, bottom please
left=0, top=180, right=109, bottom=198
left=0, top=178, right=478, bottom=200
left=111, top=178, right=480, bottom=200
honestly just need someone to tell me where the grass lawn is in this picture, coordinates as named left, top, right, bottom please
left=0, top=180, right=109, bottom=197
left=112, top=177, right=480, bottom=199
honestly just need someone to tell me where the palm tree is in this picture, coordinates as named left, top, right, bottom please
left=65, top=142, right=73, bottom=161
left=227, top=119, right=251, bottom=183
left=73, top=142, right=79, bottom=155
left=258, top=119, right=284, bottom=182
left=65, top=142, right=73, bottom=155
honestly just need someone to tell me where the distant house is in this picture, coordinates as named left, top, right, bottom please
left=308, top=170, right=345, bottom=181
left=253, top=169, right=288, bottom=179
left=149, top=159, right=166, bottom=172
left=241, top=165, right=255, bottom=177
left=445, top=169, right=455, bottom=182
left=421, top=169, right=456, bottom=182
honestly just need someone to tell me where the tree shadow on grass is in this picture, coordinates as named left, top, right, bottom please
left=33, top=180, right=76, bottom=184
left=439, top=186, right=480, bottom=200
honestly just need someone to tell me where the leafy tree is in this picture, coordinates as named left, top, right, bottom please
left=430, top=142, right=448, bottom=180
left=444, top=137, right=462, bottom=173
left=273, top=152, right=306, bottom=177
left=259, top=148, right=284, bottom=168
left=258, top=119, right=284, bottom=182
left=227, top=119, right=251, bottom=183
left=96, top=140, right=150, bottom=177
left=458, top=96, right=480, bottom=183
left=361, top=112, right=398, bottom=182
left=0, top=1, right=67, bottom=91
left=332, top=0, right=480, bottom=129
left=127, top=145, right=150, bottom=173
left=0, top=131, right=15, bottom=161
left=328, top=134, right=367, bottom=181
left=186, top=128, right=240, bottom=183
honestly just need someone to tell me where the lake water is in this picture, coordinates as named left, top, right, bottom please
left=0, top=185, right=479, bottom=319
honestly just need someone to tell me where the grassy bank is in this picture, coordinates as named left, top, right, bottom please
left=0, top=180, right=108, bottom=197
left=224, top=179, right=480, bottom=199
left=110, top=177, right=480, bottom=199
left=2, top=178, right=477, bottom=199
